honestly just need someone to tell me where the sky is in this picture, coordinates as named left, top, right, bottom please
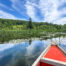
left=0, top=0, right=66, bottom=25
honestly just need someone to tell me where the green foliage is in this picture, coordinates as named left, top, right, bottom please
left=0, top=18, right=66, bottom=43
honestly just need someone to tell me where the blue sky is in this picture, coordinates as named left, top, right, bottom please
left=0, top=0, right=66, bottom=24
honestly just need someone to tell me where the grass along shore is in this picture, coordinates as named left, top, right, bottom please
left=0, top=30, right=66, bottom=43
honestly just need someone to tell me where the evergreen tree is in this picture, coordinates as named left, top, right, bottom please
left=27, top=18, right=33, bottom=29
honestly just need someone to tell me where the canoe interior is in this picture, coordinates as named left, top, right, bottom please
left=44, top=46, right=66, bottom=62
left=37, top=61, right=53, bottom=66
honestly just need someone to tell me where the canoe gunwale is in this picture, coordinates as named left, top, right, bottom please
left=57, top=45, right=66, bottom=56
left=32, top=44, right=51, bottom=66
left=41, top=57, right=66, bottom=66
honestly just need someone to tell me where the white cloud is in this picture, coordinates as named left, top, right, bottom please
left=11, top=0, right=26, bottom=15
left=11, top=0, right=39, bottom=21
left=0, top=44, right=15, bottom=51
left=54, top=17, right=66, bottom=25
left=0, top=3, right=14, bottom=11
left=11, top=0, right=20, bottom=11
left=39, top=0, right=60, bottom=22
left=60, top=7, right=66, bottom=15
left=25, top=1, right=37, bottom=21
left=10, top=0, right=21, bottom=13
left=0, top=10, right=17, bottom=19
left=2, top=0, right=66, bottom=24
left=25, top=0, right=66, bottom=24
left=0, top=3, right=8, bottom=9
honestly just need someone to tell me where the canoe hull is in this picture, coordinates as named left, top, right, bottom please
left=32, top=42, right=66, bottom=66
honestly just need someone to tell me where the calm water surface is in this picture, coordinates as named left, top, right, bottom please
left=0, top=36, right=66, bottom=66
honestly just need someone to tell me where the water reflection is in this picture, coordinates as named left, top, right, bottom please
left=0, top=37, right=66, bottom=66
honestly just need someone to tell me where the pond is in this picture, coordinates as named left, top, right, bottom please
left=0, top=36, right=66, bottom=66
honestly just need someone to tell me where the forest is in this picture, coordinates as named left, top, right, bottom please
left=0, top=18, right=66, bottom=43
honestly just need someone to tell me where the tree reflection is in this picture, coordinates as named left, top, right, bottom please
left=29, top=39, right=32, bottom=45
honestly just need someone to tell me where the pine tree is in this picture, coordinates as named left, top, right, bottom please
left=27, top=18, right=33, bottom=29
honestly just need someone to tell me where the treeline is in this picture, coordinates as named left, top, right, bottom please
left=0, top=18, right=66, bottom=43
left=0, top=18, right=66, bottom=32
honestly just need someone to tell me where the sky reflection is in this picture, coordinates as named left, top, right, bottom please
left=0, top=37, right=66, bottom=66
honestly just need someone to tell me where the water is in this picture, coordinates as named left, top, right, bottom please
left=0, top=36, right=66, bottom=66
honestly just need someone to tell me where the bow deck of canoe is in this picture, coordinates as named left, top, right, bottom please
left=32, top=42, right=66, bottom=66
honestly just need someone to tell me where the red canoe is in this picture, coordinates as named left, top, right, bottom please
left=32, top=42, right=66, bottom=66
